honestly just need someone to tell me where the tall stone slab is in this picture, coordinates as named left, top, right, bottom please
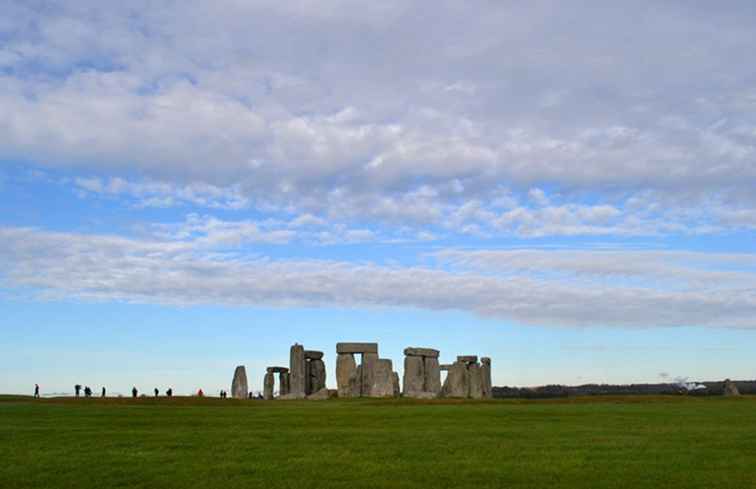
left=370, top=359, right=396, bottom=397
left=481, top=357, right=492, bottom=399
left=336, top=353, right=357, bottom=397
left=231, top=365, right=249, bottom=399
left=290, top=344, right=306, bottom=397
left=442, top=362, right=468, bottom=398
left=468, top=364, right=484, bottom=399
left=392, top=372, right=401, bottom=397
left=279, top=372, right=290, bottom=396
left=309, top=359, right=326, bottom=393
left=403, top=355, right=425, bottom=396
left=263, top=372, right=275, bottom=400
left=423, top=357, right=442, bottom=395
left=361, top=352, right=379, bottom=397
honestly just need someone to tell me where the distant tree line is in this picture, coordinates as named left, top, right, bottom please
left=492, top=380, right=756, bottom=398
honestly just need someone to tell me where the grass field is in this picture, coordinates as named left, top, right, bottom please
left=1, top=395, right=755, bottom=488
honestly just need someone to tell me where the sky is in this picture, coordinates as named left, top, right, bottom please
left=2, top=1, right=756, bottom=396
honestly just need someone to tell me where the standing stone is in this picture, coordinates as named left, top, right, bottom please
left=309, top=359, right=326, bottom=393
left=305, top=359, right=313, bottom=395
left=723, top=379, right=741, bottom=397
left=350, top=365, right=363, bottom=397
left=442, top=362, right=469, bottom=398
left=468, top=364, right=484, bottom=399
left=392, top=372, right=401, bottom=397
left=481, top=357, right=492, bottom=399
left=279, top=372, right=290, bottom=396
left=403, top=355, right=425, bottom=396
left=263, top=372, right=275, bottom=400
left=370, top=359, right=396, bottom=397
left=423, top=357, right=442, bottom=395
left=231, top=365, right=249, bottom=399
left=336, top=353, right=357, bottom=397
left=290, top=344, right=306, bottom=398
left=361, top=352, right=379, bottom=397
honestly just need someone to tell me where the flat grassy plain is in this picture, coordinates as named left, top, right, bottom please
left=1, top=395, right=755, bottom=489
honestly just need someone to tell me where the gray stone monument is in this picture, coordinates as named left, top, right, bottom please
left=335, top=342, right=398, bottom=398
left=263, top=371, right=275, bottom=400
left=290, top=344, right=306, bottom=398
left=440, top=354, right=491, bottom=399
left=231, top=365, right=249, bottom=399
left=402, top=347, right=441, bottom=398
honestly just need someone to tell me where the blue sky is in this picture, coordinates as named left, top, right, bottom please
left=1, top=1, right=756, bottom=395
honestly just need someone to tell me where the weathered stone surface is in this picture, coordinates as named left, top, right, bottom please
left=457, top=355, right=478, bottom=364
left=361, top=352, right=379, bottom=396
left=306, top=387, right=331, bottom=400
left=336, top=342, right=379, bottom=354
left=468, top=364, right=484, bottom=399
left=440, top=364, right=453, bottom=371
left=392, top=372, right=401, bottom=397
left=369, top=359, right=396, bottom=397
left=279, top=372, right=290, bottom=396
left=350, top=365, right=363, bottom=397
left=266, top=366, right=289, bottom=373
left=442, top=362, right=468, bottom=398
left=309, top=359, right=326, bottom=393
left=481, top=357, right=492, bottom=399
left=263, top=372, right=275, bottom=400
left=724, top=379, right=741, bottom=396
left=304, top=350, right=324, bottom=360
left=403, top=347, right=440, bottom=358
left=290, top=344, right=306, bottom=397
left=410, top=391, right=438, bottom=399
left=403, top=355, right=425, bottom=395
left=336, top=353, right=357, bottom=397
left=424, top=356, right=442, bottom=395
left=231, top=365, right=248, bottom=399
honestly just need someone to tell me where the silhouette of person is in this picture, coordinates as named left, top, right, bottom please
left=85, top=386, right=92, bottom=397
left=132, top=387, right=138, bottom=398
left=75, top=384, right=82, bottom=397
left=34, top=384, right=40, bottom=398
left=166, top=387, right=173, bottom=397
left=102, top=387, right=106, bottom=398
left=154, top=388, right=159, bottom=397
left=197, top=388, right=204, bottom=397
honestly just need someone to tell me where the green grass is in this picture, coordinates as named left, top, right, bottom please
left=1, top=395, right=755, bottom=488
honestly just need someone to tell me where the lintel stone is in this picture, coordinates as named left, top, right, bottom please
left=267, top=366, right=289, bottom=373
left=457, top=355, right=478, bottom=364
left=403, top=347, right=440, bottom=358
left=304, top=350, right=324, bottom=360
left=336, top=342, right=378, bottom=354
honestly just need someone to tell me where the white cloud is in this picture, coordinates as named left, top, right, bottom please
left=2, top=226, right=756, bottom=328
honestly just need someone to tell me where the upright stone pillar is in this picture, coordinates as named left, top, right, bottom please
left=336, top=353, right=357, bottom=397
left=442, top=362, right=468, bottom=398
left=392, top=372, right=401, bottom=397
left=481, top=357, right=492, bottom=399
left=468, top=363, right=484, bottom=399
left=424, top=357, right=442, bottom=395
left=231, top=365, right=249, bottom=399
left=290, top=343, right=306, bottom=398
left=361, top=352, right=379, bottom=397
left=263, top=372, right=275, bottom=400
left=403, top=355, right=425, bottom=396
left=279, top=372, right=290, bottom=396
left=370, top=359, right=396, bottom=397
left=309, top=359, right=326, bottom=393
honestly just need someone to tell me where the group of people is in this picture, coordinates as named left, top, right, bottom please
left=32, top=384, right=238, bottom=398
left=131, top=387, right=174, bottom=398
left=73, top=384, right=106, bottom=398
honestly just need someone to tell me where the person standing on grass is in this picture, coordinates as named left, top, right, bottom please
left=132, top=386, right=138, bottom=398
left=75, top=384, right=82, bottom=397
left=197, top=388, right=204, bottom=397
left=34, top=384, right=40, bottom=398
left=101, top=387, right=106, bottom=398
left=154, top=388, right=159, bottom=397
left=166, top=387, right=173, bottom=397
